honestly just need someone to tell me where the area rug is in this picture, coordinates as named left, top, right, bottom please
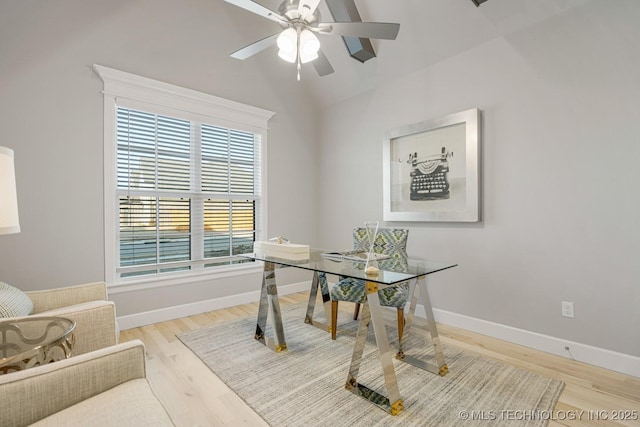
left=177, top=303, right=564, bottom=426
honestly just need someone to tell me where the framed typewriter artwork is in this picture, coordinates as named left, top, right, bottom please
left=383, top=108, right=481, bottom=222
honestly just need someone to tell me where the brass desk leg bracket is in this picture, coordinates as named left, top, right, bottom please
left=391, top=399, right=405, bottom=416
left=366, top=282, right=378, bottom=294
left=439, top=364, right=449, bottom=376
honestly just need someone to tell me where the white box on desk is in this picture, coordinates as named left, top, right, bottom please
left=254, top=241, right=310, bottom=260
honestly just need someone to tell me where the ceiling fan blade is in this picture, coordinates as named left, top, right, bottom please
left=316, top=22, right=400, bottom=40
left=224, top=0, right=286, bottom=24
left=312, top=49, right=334, bottom=76
left=230, top=33, right=279, bottom=60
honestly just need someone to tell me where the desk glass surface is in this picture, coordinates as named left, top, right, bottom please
left=239, top=248, right=456, bottom=285
left=241, top=247, right=457, bottom=415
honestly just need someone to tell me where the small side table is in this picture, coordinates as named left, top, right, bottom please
left=0, top=317, right=75, bottom=374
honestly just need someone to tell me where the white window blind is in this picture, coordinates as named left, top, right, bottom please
left=116, top=106, right=261, bottom=279
left=95, top=64, right=274, bottom=287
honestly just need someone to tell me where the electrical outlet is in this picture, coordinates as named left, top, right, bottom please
left=562, top=301, right=574, bottom=318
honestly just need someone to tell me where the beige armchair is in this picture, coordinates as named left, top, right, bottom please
left=20, top=282, right=118, bottom=356
left=0, top=340, right=175, bottom=426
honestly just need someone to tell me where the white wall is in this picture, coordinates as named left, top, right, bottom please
left=0, top=0, right=317, bottom=315
left=0, top=0, right=637, bottom=367
left=316, top=1, right=640, bottom=358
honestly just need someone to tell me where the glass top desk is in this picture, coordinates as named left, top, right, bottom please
left=239, top=248, right=457, bottom=416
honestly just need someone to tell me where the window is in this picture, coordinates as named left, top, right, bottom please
left=95, top=65, right=274, bottom=286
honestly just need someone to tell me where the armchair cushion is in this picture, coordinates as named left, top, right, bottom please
left=0, top=281, right=33, bottom=318
left=30, top=380, right=174, bottom=427
left=0, top=340, right=175, bottom=427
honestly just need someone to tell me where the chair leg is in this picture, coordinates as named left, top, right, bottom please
left=353, top=303, right=361, bottom=320
left=397, top=308, right=405, bottom=341
left=331, top=301, right=338, bottom=340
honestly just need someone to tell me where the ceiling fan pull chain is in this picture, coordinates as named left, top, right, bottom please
left=297, top=27, right=302, bottom=81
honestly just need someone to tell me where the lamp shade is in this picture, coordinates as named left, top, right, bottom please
left=0, top=146, right=20, bottom=235
left=299, top=29, right=320, bottom=63
left=277, top=28, right=298, bottom=63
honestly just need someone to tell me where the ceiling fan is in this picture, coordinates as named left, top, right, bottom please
left=224, top=0, right=400, bottom=80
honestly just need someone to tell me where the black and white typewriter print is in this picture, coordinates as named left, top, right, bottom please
left=383, top=108, right=480, bottom=222
left=408, top=147, right=454, bottom=201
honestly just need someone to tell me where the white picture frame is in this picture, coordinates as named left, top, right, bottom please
left=383, top=108, right=481, bottom=222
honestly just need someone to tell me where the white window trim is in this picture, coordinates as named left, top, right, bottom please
left=94, top=64, right=275, bottom=290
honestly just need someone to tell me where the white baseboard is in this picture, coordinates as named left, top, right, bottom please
left=416, top=305, right=640, bottom=379
left=116, top=281, right=310, bottom=331
left=117, top=282, right=639, bottom=379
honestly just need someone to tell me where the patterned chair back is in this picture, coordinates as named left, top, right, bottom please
left=352, top=228, right=409, bottom=254
left=328, top=228, right=411, bottom=339
left=352, top=228, right=409, bottom=272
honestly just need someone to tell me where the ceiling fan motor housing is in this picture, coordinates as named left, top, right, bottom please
left=278, top=0, right=321, bottom=27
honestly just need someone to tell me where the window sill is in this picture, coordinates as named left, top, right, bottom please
left=107, top=262, right=264, bottom=295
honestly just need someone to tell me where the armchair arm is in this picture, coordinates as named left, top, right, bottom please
left=40, top=300, right=118, bottom=356
left=0, top=340, right=146, bottom=427
left=26, top=282, right=108, bottom=313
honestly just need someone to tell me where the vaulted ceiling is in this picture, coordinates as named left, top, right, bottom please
left=224, top=0, right=596, bottom=107
left=0, top=0, right=597, bottom=112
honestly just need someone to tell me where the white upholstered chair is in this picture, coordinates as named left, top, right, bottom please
left=0, top=340, right=175, bottom=426
left=1, top=282, right=118, bottom=356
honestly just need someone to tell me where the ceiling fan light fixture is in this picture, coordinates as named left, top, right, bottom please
left=300, top=50, right=318, bottom=64
left=225, top=0, right=400, bottom=79
left=299, top=29, right=320, bottom=63
left=278, top=47, right=297, bottom=63
left=277, top=28, right=298, bottom=63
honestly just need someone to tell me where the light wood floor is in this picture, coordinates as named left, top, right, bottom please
left=119, top=292, right=640, bottom=427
